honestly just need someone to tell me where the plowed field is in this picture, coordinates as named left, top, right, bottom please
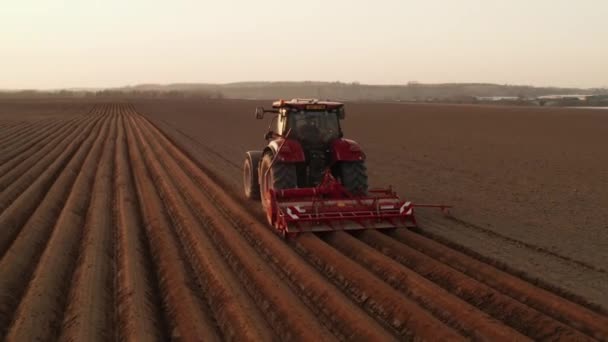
left=1, top=101, right=607, bottom=341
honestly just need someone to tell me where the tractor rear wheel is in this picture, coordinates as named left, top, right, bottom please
left=259, top=153, right=297, bottom=223
left=340, top=161, right=368, bottom=195
left=243, top=151, right=262, bottom=199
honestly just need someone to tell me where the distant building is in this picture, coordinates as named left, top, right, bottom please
left=536, top=94, right=608, bottom=107
left=475, top=96, right=520, bottom=101
left=537, top=94, right=589, bottom=101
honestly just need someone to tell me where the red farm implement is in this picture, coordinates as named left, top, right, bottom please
left=243, top=99, right=449, bottom=237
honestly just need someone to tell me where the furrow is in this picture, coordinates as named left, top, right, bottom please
left=0, top=121, right=18, bottom=127
left=113, top=111, right=166, bottom=341
left=0, top=123, right=13, bottom=132
left=0, top=115, right=88, bottom=179
left=0, top=117, right=69, bottom=159
left=0, top=121, right=27, bottom=133
left=389, top=229, right=608, bottom=340
left=321, top=231, right=530, bottom=340
left=291, top=233, right=462, bottom=339
left=133, top=111, right=401, bottom=341
left=0, top=118, right=56, bottom=149
left=0, top=118, right=55, bottom=153
left=357, top=230, right=598, bottom=340
left=0, top=114, right=105, bottom=338
left=0, top=115, right=84, bottom=169
left=20, top=102, right=595, bottom=341
left=0, top=116, right=85, bottom=180
left=0, top=121, right=42, bottom=147
left=0, top=114, right=101, bottom=256
left=123, top=113, right=222, bottom=341
left=0, top=112, right=100, bottom=207
left=126, top=111, right=279, bottom=340
left=5, top=114, right=112, bottom=341
left=59, top=113, right=117, bottom=342
left=130, top=112, right=336, bottom=341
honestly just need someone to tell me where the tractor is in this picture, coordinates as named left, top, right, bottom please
left=243, top=99, right=447, bottom=237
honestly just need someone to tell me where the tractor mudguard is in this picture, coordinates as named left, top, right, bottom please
left=331, top=138, right=366, bottom=162
left=266, top=138, right=306, bottom=163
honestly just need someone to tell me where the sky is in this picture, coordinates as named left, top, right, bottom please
left=1, top=0, right=607, bottom=89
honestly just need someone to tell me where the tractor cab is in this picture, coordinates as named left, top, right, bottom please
left=257, top=99, right=345, bottom=146
left=254, top=99, right=355, bottom=189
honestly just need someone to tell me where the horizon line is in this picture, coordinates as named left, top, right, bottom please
left=1, top=80, right=607, bottom=92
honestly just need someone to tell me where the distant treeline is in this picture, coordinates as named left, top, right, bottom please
left=1, top=82, right=606, bottom=103
left=122, top=82, right=606, bottom=102
left=0, top=89, right=223, bottom=99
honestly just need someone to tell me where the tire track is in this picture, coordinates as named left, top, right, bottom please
left=430, top=214, right=608, bottom=275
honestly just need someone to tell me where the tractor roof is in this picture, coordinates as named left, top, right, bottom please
left=272, top=99, right=344, bottom=111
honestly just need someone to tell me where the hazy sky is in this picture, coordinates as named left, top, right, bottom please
left=2, top=0, right=607, bottom=89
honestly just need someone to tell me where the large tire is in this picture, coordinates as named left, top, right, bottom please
left=340, top=161, right=368, bottom=195
left=259, top=153, right=297, bottom=223
left=243, top=151, right=262, bottom=199
left=259, top=153, right=297, bottom=194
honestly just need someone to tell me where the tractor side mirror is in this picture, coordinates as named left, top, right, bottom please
left=255, top=107, right=265, bottom=119
left=337, top=107, right=346, bottom=119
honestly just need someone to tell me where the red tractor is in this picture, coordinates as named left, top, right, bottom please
left=243, top=99, right=446, bottom=237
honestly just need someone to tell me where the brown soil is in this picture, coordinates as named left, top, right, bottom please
left=135, top=99, right=608, bottom=310
left=0, top=99, right=606, bottom=341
